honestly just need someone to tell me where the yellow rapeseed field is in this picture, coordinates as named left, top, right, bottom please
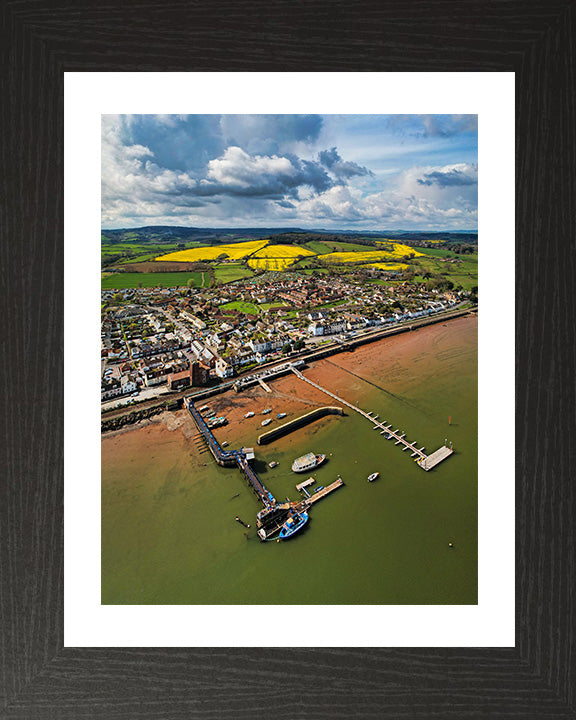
left=247, top=244, right=316, bottom=271
left=248, top=257, right=297, bottom=272
left=374, top=241, right=425, bottom=257
left=318, top=242, right=424, bottom=264
left=251, top=244, right=315, bottom=259
left=154, top=239, right=269, bottom=263
left=361, top=262, right=409, bottom=271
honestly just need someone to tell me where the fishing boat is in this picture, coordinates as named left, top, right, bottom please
left=291, top=452, right=326, bottom=473
left=261, top=418, right=272, bottom=427
left=279, top=511, right=309, bottom=540
left=368, top=472, right=379, bottom=482
left=277, top=412, right=287, bottom=419
left=243, top=411, right=255, bottom=418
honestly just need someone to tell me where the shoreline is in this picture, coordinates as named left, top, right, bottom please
left=103, top=314, right=476, bottom=451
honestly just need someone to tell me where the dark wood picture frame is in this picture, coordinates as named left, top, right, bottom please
left=2, top=1, right=574, bottom=717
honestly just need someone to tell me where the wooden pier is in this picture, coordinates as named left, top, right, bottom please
left=291, top=367, right=453, bottom=471
left=296, top=477, right=316, bottom=492
left=305, top=477, right=344, bottom=505
left=293, top=477, right=344, bottom=512
left=417, top=445, right=454, bottom=471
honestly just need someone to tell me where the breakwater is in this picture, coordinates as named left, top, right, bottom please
left=257, top=406, right=344, bottom=445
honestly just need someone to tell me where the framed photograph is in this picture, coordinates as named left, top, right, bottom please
left=3, top=3, right=574, bottom=718
left=67, top=74, right=511, bottom=650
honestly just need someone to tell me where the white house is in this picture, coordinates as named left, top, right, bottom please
left=307, top=322, right=324, bottom=336
left=215, top=358, right=234, bottom=379
left=121, top=376, right=138, bottom=395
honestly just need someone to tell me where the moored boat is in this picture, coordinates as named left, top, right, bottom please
left=277, top=412, right=287, bottom=419
left=291, top=452, right=326, bottom=473
left=261, top=408, right=272, bottom=415
left=244, top=411, right=255, bottom=418
left=279, top=511, right=309, bottom=540
left=368, top=472, right=379, bottom=482
left=268, top=461, right=279, bottom=468
left=261, top=418, right=272, bottom=426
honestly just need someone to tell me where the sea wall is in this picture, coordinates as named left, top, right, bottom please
left=257, top=406, right=344, bottom=445
left=101, top=405, right=165, bottom=433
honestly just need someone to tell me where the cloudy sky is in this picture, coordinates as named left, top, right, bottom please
left=102, top=114, right=477, bottom=231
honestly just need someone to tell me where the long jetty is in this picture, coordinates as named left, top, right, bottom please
left=186, top=398, right=344, bottom=539
left=290, top=367, right=453, bottom=471
left=187, top=400, right=276, bottom=507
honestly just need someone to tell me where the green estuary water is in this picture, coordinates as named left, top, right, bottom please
left=102, top=316, right=477, bottom=604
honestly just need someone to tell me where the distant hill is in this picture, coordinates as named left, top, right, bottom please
left=101, top=226, right=478, bottom=246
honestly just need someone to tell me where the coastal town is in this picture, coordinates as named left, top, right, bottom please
left=101, top=268, right=473, bottom=409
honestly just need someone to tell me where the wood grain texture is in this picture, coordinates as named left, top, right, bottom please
left=1, top=0, right=575, bottom=717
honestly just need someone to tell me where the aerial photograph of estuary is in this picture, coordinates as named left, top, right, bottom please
left=101, top=114, right=478, bottom=605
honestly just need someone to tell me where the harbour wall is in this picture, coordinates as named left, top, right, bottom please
left=257, top=406, right=344, bottom=445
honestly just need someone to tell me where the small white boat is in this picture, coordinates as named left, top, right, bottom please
left=244, top=411, right=255, bottom=418
left=269, top=461, right=279, bottom=468
left=368, top=472, right=379, bottom=482
left=261, top=408, right=272, bottom=415
left=261, top=418, right=272, bottom=426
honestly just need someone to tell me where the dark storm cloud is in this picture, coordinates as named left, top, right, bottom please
left=417, top=166, right=478, bottom=187
left=318, top=147, right=372, bottom=180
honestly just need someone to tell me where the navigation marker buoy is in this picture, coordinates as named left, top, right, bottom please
left=449, top=416, right=451, bottom=425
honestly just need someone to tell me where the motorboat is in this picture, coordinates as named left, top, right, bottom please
left=279, top=511, right=309, bottom=540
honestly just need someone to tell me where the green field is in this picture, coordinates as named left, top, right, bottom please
left=101, top=272, right=204, bottom=289
left=411, top=248, right=478, bottom=291
left=299, top=268, right=330, bottom=275
left=213, top=264, right=254, bottom=283
left=302, top=240, right=336, bottom=254
left=219, top=300, right=261, bottom=315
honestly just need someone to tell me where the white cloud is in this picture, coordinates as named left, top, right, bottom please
left=206, top=147, right=297, bottom=188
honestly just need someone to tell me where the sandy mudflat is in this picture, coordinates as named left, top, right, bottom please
left=103, top=314, right=476, bottom=456
left=205, top=315, right=477, bottom=435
